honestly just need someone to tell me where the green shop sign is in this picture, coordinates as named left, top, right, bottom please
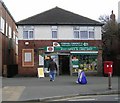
left=58, top=42, right=88, bottom=47
left=54, top=46, right=98, bottom=51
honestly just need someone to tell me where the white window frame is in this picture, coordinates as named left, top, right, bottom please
left=9, top=26, right=12, bottom=38
left=0, top=17, right=5, bottom=33
left=73, top=26, right=95, bottom=40
left=23, top=30, right=34, bottom=39
left=88, top=27, right=95, bottom=39
left=51, top=26, right=58, bottom=39
left=6, top=22, right=8, bottom=36
left=15, top=36, right=18, bottom=44
left=73, top=26, right=80, bottom=38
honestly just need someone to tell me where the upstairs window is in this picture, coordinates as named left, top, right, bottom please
left=8, top=26, right=12, bottom=38
left=88, top=27, right=95, bottom=39
left=73, top=26, right=95, bottom=40
left=73, top=26, right=79, bottom=38
left=23, top=26, right=34, bottom=39
left=0, top=17, right=5, bottom=33
left=51, top=26, right=57, bottom=38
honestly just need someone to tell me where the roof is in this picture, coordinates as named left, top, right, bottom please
left=17, top=7, right=103, bottom=26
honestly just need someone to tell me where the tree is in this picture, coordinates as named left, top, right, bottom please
left=99, top=13, right=120, bottom=75
left=99, top=14, right=118, bottom=60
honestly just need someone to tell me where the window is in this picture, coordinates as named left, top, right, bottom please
left=25, top=53, right=32, bottom=62
left=0, top=17, right=5, bottom=33
left=22, top=49, right=34, bottom=67
left=9, top=26, right=12, bottom=38
left=23, top=26, right=34, bottom=39
left=23, top=30, right=34, bottom=39
left=73, top=26, right=80, bottom=38
left=51, top=26, right=57, bottom=38
left=6, top=23, right=8, bottom=36
left=88, top=27, right=94, bottom=39
left=80, top=31, right=88, bottom=39
left=15, top=36, right=18, bottom=44
left=73, top=26, right=95, bottom=40
left=74, top=31, right=79, bottom=38
left=13, top=31, right=16, bottom=40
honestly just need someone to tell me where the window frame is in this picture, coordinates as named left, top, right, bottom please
left=51, top=26, right=58, bottom=39
left=23, top=30, right=34, bottom=39
left=73, top=26, right=95, bottom=40
left=22, top=49, right=34, bottom=67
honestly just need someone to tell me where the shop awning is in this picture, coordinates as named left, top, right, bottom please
left=70, top=51, right=98, bottom=55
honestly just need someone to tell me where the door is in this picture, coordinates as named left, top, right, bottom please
left=59, top=55, right=70, bottom=75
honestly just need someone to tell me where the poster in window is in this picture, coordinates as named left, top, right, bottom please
left=39, top=55, right=44, bottom=65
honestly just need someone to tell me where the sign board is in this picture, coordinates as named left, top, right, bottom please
left=72, top=59, right=79, bottom=68
left=54, top=46, right=98, bottom=51
left=37, top=68, right=44, bottom=77
left=53, top=42, right=88, bottom=47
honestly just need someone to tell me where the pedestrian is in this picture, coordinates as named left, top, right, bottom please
left=48, top=58, right=57, bottom=81
left=76, top=69, right=87, bottom=84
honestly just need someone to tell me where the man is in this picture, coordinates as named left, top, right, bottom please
left=48, top=58, right=57, bottom=81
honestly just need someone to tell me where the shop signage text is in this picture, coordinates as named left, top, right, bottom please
left=53, top=42, right=88, bottom=47
left=54, top=46, right=98, bottom=51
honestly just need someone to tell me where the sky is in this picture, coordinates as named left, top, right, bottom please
left=2, top=0, right=120, bottom=22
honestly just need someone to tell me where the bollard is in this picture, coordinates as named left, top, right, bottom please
left=108, top=72, right=112, bottom=90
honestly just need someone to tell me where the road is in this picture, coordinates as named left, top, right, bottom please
left=51, top=94, right=119, bottom=101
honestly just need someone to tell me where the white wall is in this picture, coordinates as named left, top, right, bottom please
left=18, top=25, right=102, bottom=40
left=118, top=1, right=120, bottom=23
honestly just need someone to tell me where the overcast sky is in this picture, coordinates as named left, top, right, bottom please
left=2, top=0, right=120, bottom=22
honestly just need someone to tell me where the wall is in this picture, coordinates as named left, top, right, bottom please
left=0, top=1, right=18, bottom=76
left=18, top=25, right=102, bottom=40
left=18, top=39, right=102, bottom=76
left=0, top=33, right=2, bottom=76
left=118, top=1, right=120, bottom=23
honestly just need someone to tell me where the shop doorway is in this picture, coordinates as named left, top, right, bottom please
left=59, top=55, right=70, bottom=75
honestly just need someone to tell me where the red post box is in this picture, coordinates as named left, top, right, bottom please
left=104, top=61, right=113, bottom=74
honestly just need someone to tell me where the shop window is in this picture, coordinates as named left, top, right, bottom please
left=22, top=49, right=34, bottom=67
left=72, top=55, right=97, bottom=71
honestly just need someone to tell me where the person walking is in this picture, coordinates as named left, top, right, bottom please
left=48, top=58, right=57, bottom=81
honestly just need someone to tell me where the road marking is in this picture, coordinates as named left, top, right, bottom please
left=2, top=86, right=25, bottom=101
left=115, top=97, right=120, bottom=100
left=68, top=98, right=96, bottom=101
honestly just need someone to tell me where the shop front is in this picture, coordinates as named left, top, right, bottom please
left=40, top=42, right=100, bottom=76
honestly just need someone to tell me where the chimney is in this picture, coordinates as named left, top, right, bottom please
left=110, top=10, right=116, bottom=22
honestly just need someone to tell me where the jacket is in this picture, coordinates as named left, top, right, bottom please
left=48, top=60, right=57, bottom=71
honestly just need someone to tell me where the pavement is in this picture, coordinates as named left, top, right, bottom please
left=1, top=75, right=119, bottom=102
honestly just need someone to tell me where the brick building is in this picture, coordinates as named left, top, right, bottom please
left=0, top=0, right=18, bottom=76
left=17, top=7, right=103, bottom=76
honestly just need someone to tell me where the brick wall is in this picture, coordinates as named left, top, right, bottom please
left=18, top=40, right=102, bottom=76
